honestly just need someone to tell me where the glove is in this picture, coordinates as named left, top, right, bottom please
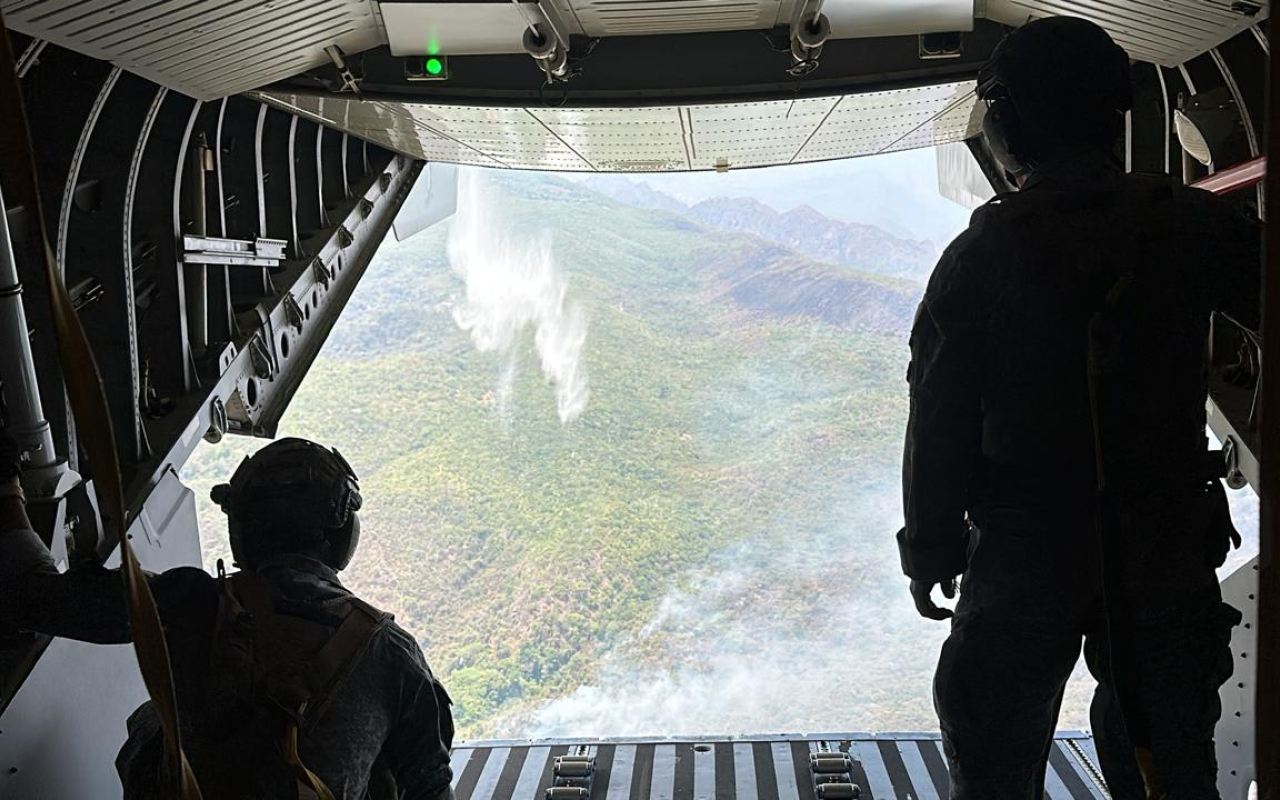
left=0, top=432, right=21, bottom=483
left=910, top=578, right=957, bottom=621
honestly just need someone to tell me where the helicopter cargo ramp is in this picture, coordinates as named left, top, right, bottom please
left=449, top=733, right=1108, bottom=800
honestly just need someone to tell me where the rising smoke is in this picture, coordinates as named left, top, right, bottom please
left=508, top=487, right=1096, bottom=737
left=448, top=170, right=590, bottom=423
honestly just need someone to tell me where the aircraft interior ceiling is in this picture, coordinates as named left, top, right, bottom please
left=1, top=0, right=1268, bottom=96
left=0, top=1, right=1270, bottom=171
left=255, top=81, right=983, bottom=172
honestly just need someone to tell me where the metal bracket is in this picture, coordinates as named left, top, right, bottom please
left=203, top=396, right=227, bottom=444
left=311, top=256, right=332, bottom=288
left=359, top=198, right=374, bottom=220
left=62, top=478, right=107, bottom=562
left=323, top=44, right=362, bottom=95
left=282, top=293, right=305, bottom=332
left=183, top=235, right=286, bottom=269
left=789, top=3, right=831, bottom=76
left=337, top=225, right=354, bottom=249
left=249, top=334, right=273, bottom=380
left=1223, top=436, right=1250, bottom=490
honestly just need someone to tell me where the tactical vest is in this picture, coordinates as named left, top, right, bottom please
left=118, top=568, right=391, bottom=799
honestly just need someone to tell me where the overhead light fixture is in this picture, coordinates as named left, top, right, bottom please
left=1174, top=88, right=1244, bottom=169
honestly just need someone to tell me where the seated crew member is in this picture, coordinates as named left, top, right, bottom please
left=897, top=16, right=1260, bottom=800
left=0, top=435, right=454, bottom=799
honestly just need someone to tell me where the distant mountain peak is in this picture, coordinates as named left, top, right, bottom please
left=586, top=175, right=939, bottom=283
left=781, top=204, right=825, bottom=223
left=693, top=195, right=773, bottom=212
left=583, top=175, right=689, bottom=216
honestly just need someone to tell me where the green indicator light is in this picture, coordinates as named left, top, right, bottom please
left=425, top=57, right=444, bottom=76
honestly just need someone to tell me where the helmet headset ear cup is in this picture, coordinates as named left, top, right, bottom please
left=327, top=512, right=361, bottom=571
left=982, top=94, right=1028, bottom=177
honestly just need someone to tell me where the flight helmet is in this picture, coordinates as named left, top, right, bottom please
left=211, top=437, right=363, bottom=570
left=978, top=16, right=1133, bottom=173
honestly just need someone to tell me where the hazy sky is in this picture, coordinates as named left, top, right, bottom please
left=576, top=147, right=974, bottom=246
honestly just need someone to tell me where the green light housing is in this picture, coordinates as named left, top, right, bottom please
left=405, top=55, right=449, bottom=81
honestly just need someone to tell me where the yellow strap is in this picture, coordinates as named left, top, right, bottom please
left=285, top=704, right=337, bottom=800
left=0, top=14, right=202, bottom=799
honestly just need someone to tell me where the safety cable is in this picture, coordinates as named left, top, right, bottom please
left=0, top=13, right=203, bottom=799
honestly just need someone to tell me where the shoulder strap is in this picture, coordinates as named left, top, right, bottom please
left=224, top=572, right=390, bottom=720
left=302, top=597, right=391, bottom=724
left=220, top=572, right=389, bottom=800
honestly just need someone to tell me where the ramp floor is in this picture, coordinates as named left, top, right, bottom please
left=449, top=734, right=1109, bottom=800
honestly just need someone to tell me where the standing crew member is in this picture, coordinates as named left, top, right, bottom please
left=0, top=436, right=455, bottom=799
left=897, top=17, right=1259, bottom=799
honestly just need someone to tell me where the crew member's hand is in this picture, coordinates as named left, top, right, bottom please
left=910, top=578, right=957, bottom=621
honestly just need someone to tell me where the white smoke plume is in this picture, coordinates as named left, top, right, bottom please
left=508, top=491, right=1095, bottom=738
left=448, top=170, right=590, bottom=423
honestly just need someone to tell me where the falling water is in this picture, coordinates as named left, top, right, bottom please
left=447, top=170, right=590, bottom=423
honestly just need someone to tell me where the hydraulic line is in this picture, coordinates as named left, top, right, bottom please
left=0, top=183, right=62, bottom=495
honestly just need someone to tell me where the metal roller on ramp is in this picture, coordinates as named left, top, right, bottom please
left=448, top=734, right=1109, bottom=800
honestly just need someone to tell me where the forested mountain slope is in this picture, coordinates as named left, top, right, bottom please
left=183, top=170, right=1095, bottom=738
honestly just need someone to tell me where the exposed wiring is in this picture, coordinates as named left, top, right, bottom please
left=758, top=29, right=793, bottom=53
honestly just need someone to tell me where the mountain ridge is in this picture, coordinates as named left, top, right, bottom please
left=585, top=175, right=940, bottom=284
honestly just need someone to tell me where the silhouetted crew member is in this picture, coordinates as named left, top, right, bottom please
left=897, top=17, right=1259, bottom=799
left=0, top=436, right=454, bottom=799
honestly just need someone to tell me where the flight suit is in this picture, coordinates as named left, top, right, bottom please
left=0, top=534, right=455, bottom=800
left=898, top=154, right=1259, bottom=798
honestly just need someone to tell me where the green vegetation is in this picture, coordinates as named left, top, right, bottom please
left=184, top=171, right=1087, bottom=737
